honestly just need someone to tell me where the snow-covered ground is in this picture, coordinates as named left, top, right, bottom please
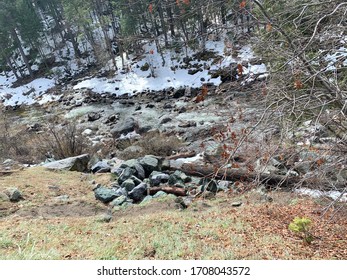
left=0, top=40, right=268, bottom=107
left=0, top=77, right=58, bottom=106
left=295, top=187, right=347, bottom=202
left=73, top=41, right=267, bottom=96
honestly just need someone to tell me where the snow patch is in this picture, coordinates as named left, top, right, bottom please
left=295, top=187, right=347, bottom=202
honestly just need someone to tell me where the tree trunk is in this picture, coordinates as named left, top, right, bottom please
left=10, top=28, right=34, bottom=78
left=4, top=55, right=20, bottom=80
left=166, top=4, right=175, bottom=38
left=158, top=3, right=169, bottom=47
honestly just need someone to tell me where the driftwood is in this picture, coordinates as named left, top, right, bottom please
left=149, top=186, right=187, bottom=196
left=170, top=163, right=302, bottom=188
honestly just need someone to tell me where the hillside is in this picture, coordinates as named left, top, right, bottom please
left=0, top=0, right=347, bottom=260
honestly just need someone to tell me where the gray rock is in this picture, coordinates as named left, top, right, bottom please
left=111, top=117, right=137, bottom=138
left=137, top=125, right=153, bottom=134
left=153, top=191, right=168, bottom=198
left=232, top=201, right=243, bottom=207
left=111, top=167, right=124, bottom=177
left=120, top=160, right=146, bottom=180
left=87, top=112, right=101, bottom=122
left=54, top=195, right=69, bottom=202
left=94, top=187, right=119, bottom=203
left=294, top=161, right=312, bottom=174
left=44, top=154, right=90, bottom=172
left=95, top=213, right=112, bottom=223
left=110, top=195, right=127, bottom=207
left=141, top=195, right=153, bottom=204
left=121, top=179, right=136, bottom=192
left=6, top=188, right=23, bottom=202
left=218, top=181, right=231, bottom=192
left=128, top=182, right=148, bottom=202
left=150, top=171, right=170, bottom=186
left=198, top=178, right=218, bottom=193
left=113, top=187, right=128, bottom=197
left=3, top=159, right=14, bottom=165
left=91, top=160, right=111, bottom=173
left=130, top=176, right=143, bottom=186
left=160, top=116, right=172, bottom=124
left=133, top=164, right=146, bottom=180
left=206, top=180, right=218, bottom=193
left=139, top=156, right=160, bottom=176
left=0, top=192, right=9, bottom=202
left=118, top=167, right=136, bottom=184
left=203, top=142, right=224, bottom=164
left=175, top=196, right=193, bottom=209
left=168, top=170, right=191, bottom=186
left=121, top=159, right=138, bottom=169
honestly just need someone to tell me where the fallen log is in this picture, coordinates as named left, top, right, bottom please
left=169, top=162, right=302, bottom=188
left=170, top=163, right=347, bottom=190
left=149, top=186, right=187, bottom=196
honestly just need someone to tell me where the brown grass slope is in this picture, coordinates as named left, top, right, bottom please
left=0, top=167, right=346, bottom=260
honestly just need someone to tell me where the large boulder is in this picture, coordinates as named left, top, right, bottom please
left=0, top=192, right=10, bottom=202
left=168, top=170, right=191, bottom=186
left=110, top=195, right=127, bottom=207
left=128, top=182, right=148, bottom=202
left=120, top=160, right=146, bottom=180
left=118, top=167, right=136, bottom=184
left=94, top=187, right=119, bottom=203
left=121, top=179, right=136, bottom=192
left=139, top=155, right=160, bottom=176
left=111, top=117, right=138, bottom=138
left=150, top=171, right=170, bottom=186
left=91, top=160, right=111, bottom=173
left=5, top=188, right=22, bottom=202
left=43, top=154, right=90, bottom=172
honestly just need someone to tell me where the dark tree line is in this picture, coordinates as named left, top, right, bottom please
left=0, top=0, right=255, bottom=80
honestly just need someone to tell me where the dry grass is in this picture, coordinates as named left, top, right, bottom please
left=0, top=167, right=346, bottom=260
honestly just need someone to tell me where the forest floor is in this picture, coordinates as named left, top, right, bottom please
left=0, top=167, right=346, bottom=260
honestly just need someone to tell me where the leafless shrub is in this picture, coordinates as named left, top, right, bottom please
left=116, top=130, right=183, bottom=160
left=0, top=117, right=33, bottom=163
left=35, top=118, right=92, bottom=160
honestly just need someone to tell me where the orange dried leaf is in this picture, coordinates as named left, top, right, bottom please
left=201, top=84, right=208, bottom=96
left=240, top=1, right=246, bottom=9
left=266, top=23, right=272, bottom=32
left=194, top=94, right=205, bottom=103
left=294, top=79, right=303, bottom=89
left=149, top=3, right=153, bottom=13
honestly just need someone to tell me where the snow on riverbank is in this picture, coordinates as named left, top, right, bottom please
left=0, top=78, right=57, bottom=106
